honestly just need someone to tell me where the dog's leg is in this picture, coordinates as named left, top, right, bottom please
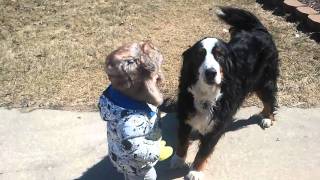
left=185, top=130, right=225, bottom=180
left=256, top=80, right=278, bottom=128
left=171, top=121, right=191, bottom=169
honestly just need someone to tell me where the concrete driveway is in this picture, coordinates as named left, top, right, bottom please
left=0, top=107, right=319, bottom=180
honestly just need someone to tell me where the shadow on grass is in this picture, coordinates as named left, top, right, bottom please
left=76, top=113, right=262, bottom=180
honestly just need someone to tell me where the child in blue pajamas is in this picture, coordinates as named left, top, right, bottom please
left=99, top=42, right=172, bottom=180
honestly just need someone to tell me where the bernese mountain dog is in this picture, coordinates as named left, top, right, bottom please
left=170, top=7, right=279, bottom=180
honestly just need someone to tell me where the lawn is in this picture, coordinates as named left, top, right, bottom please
left=0, top=0, right=319, bottom=111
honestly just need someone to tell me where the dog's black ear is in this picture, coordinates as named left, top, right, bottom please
left=224, top=56, right=233, bottom=74
left=182, top=45, right=193, bottom=61
left=179, top=45, right=196, bottom=89
left=222, top=44, right=234, bottom=74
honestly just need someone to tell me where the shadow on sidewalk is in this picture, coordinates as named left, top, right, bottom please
left=75, top=155, right=123, bottom=180
left=226, top=115, right=262, bottom=132
left=76, top=113, right=261, bottom=180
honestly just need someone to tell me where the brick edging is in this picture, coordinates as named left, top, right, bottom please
left=258, top=0, right=320, bottom=42
left=283, top=0, right=320, bottom=31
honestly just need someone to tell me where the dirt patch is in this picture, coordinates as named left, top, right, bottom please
left=0, top=0, right=319, bottom=111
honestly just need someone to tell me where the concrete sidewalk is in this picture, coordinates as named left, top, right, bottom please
left=0, top=107, right=319, bottom=180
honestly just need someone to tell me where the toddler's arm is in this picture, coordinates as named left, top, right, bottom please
left=117, top=115, right=160, bottom=163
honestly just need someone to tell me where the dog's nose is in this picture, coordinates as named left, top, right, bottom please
left=205, top=68, right=217, bottom=84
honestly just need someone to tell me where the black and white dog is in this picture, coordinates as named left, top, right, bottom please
left=171, top=7, right=279, bottom=180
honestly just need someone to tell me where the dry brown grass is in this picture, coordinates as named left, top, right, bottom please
left=0, top=0, right=319, bottom=111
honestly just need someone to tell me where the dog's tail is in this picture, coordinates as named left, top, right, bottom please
left=216, top=7, right=267, bottom=31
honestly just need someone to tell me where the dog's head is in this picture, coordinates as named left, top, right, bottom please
left=105, top=41, right=164, bottom=106
left=182, top=37, right=232, bottom=93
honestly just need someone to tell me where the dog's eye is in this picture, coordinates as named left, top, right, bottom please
left=197, top=48, right=206, bottom=57
left=213, top=48, right=223, bottom=59
left=199, top=48, right=206, bottom=54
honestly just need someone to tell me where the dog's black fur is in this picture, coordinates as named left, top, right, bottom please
left=175, top=7, right=279, bottom=174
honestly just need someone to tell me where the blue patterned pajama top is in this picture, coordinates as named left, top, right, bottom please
left=98, top=85, right=162, bottom=176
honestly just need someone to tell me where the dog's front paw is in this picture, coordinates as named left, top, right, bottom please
left=170, top=153, right=187, bottom=169
left=184, top=170, right=204, bottom=180
left=261, top=118, right=272, bottom=129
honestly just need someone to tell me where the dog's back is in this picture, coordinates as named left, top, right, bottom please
left=217, top=7, right=279, bottom=89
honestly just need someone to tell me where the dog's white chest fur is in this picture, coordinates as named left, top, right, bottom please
left=186, top=81, right=222, bottom=135
left=187, top=110, right=214, bottom=135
